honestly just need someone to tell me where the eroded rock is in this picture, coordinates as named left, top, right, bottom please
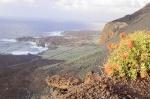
left=46, top=74, right=82, bottom=90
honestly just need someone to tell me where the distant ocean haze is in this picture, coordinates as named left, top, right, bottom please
left=0, top=19, right=91, bottom=39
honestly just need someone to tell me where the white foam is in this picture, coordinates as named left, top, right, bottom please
left=11, top=51, right=34, bottom=55
left=27, top=41, right=37, bottom=46
left=45, top=31, right=63, bottom=36
left=0, top=39, right=17, bottom=43
left=0, top=36, right=51, bottom=55
left=10, top=42, right=48, bottom=55
left=28, top=41, right=48, bottom=50
left=31, top=45, right=48, bottom=52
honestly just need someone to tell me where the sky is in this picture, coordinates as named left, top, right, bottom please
left=0, top=0, right=150, bottom=28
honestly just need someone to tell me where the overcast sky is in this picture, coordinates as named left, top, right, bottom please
left=0, top=0, right=150, bottom=24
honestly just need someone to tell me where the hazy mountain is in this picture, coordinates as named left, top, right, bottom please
left=101, top=3, right=150, bottom=40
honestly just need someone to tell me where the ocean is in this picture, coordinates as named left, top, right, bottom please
left=0, top=31, right=63, bottom=55
left=0, top=19, right=89, bottom=55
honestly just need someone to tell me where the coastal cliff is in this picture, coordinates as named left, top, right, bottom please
left=101, top=3, right=150, bottom=43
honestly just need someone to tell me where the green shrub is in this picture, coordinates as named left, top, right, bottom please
left=104, top=31, right=150, bottom=79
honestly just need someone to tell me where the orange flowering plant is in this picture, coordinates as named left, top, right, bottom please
left=104, top=31, right=150, bottom=79
left=107, top=43, right=118, bottom=52
left=119, top=32, right=126, bottom=39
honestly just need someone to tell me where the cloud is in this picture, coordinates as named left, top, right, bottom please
left=0, top=0, right=149, bottom=24
left=52, top=0, right=150, bottom=11
left=50, top=0, right=150, bottom=20
left=0, top=0, right=35, bottom=4
left=0, top=0, right=149, bottom=10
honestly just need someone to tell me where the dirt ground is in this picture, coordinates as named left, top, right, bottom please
left=44, top=74, right=150, bottom=99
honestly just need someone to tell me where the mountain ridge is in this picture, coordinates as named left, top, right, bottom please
left=101, top=3, right=150, bottom=43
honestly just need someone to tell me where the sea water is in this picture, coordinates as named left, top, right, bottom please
left=0, top=20, right=89, bottom=55
left=0, top=31, right=63, bottom=55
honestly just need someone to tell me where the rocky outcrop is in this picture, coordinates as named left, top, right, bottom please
left=84, top=71, right=101, bottom=84
left=16, top=36, right=69, bottom=48
left=46, top=74, right=82, bottom=89
left=43, top=72, right=150, bottom=99
left=16, top=36, right=35, bottom=42
left=101, top=3, right=150, bottom=43
left=103, top=22, right=128, bottom=35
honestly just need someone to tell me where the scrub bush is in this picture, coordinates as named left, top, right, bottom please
left=104, top=31, right=150, bottom=79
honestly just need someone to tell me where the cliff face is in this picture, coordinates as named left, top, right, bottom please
left=101, top=3, right=150, bottom=42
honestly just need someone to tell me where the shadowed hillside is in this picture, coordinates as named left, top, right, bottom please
left=0, top=55, right=64, bottom=99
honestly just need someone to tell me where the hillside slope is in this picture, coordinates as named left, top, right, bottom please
left=101, top=3, right=150, bottom=42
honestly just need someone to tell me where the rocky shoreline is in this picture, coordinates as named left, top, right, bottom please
left=16, top=31, right=100, bottom=49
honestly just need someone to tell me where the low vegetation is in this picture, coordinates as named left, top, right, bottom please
left=104, top=31, right=150, bottom=79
